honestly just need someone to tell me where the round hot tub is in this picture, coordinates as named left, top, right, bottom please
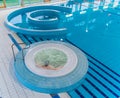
left=14, top=41, right=88, bottom=93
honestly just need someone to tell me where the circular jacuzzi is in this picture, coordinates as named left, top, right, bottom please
left=14, top=41, right=88, bottom=94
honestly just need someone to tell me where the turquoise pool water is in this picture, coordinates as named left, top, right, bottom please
left=67, top=7, right=120, bottom=74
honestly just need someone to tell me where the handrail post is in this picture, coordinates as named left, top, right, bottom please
left=21, top=44, right=30, bottom=61
left=11, top=44, right=16, bottom=62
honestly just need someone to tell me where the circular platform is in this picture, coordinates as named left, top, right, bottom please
left=5, top=5, right=72, bottom=37
left=14, top=41, right=88, bottom=93
left=27, top=9, right=60, bottom=29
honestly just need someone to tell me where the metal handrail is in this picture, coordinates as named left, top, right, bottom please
left=21, top=44, right=31, bottom=61
left=11, top=43, right=30, bottom=62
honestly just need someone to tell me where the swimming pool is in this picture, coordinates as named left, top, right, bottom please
left=6, top=1, right=120, bottom=97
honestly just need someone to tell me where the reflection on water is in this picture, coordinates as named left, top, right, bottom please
left=9, top=1, right=120, bottom=37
